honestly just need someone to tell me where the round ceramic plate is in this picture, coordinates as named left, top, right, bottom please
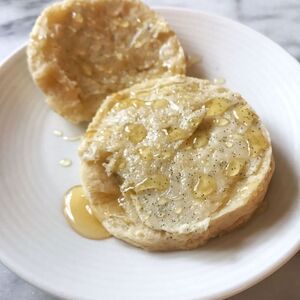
left=0, top=7, right=299, bottom=300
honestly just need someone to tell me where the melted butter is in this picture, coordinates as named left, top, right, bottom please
left=245, top=127, right=269, bottom=157
left=214, top=117, right=229, bottom=127
left=168, top=128, right=188, bottom=142
left=138, top=146, right=153, bottom=161
left=63, top=185, right=111, bottom=239
left=193, top=174, right=216, bottom=200
left=225, top=158, right=246, bottom=177
left=59, top=159, right=72, bottom=167
left=193, top=131, right=209, bottom=148
left=205, top=98, right=232, bottom=116
left=188, top=115, right=204, bottom=129
left=184, top=129, right=209, bottom=149
left=114, top=156, right=127, bottom=171
left=125, top=123, right=147, bottom=144
left=134, top=174, right=169, bottom=192
left=233, top=104, right=258, bottom=126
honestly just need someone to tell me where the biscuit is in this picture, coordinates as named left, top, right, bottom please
left=79, top=75, right=274, bottom=251
left=27, top=0, right=186, bottom=123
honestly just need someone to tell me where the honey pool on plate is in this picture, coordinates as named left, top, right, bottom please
left=63, top=185, right=111, bottom=239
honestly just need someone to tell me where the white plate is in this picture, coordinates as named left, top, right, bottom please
left=0, top=7, right=299, bottom=300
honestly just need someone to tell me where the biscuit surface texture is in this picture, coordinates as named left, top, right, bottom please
left=27, top=0, right=186, bottom=123
left=79, top=75, right=274, bottom=251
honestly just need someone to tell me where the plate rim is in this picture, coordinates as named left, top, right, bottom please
left=0, top=6, right=299, bottom=300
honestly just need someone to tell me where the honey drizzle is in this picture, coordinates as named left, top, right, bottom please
left=53, top=129, right=82, bottom=142
left=63, top=185, right=111, bottom=239
left=59, top=159, right=72, bottom=167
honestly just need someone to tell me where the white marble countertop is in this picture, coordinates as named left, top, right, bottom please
left=0, top=0, right=299, bottom=299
